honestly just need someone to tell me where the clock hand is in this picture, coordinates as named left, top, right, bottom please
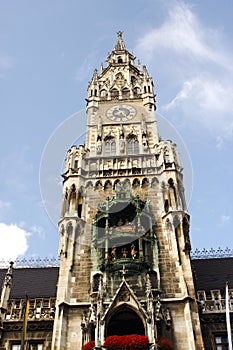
left=119, top=108, right=127, bottom=117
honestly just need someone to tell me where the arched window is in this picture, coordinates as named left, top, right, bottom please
left=132, top=178, right=140, bottom=188
left=127, top=135, right=139, bottom=154
left=95, top=180, right=102, bottom=190
left=100, top=89, right=107, bottom=97
left=127, top=139, right=133, bottom=154
left=134, top=140, right=139, bottom=154
left=122, top=88, right=130, bottom=98
left=111, top=141, right=116, bottom=154
left=133, top=87, right=140, bottom=95
left=118, top=57, right=123, bottom=63
left=111, top=89, right=119, bottom=98
left=104, top=136, right=116, bottom=156
left=105, top=141, right=110, bottom=155
left=104, top=180, right=112, bottom=191
left=142, top=178, right=149, bottom=188
left=131, top=76, right=136, bottom=84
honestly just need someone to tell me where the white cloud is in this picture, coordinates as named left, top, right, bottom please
left=0, top=223, right=30, bottom=261
left=135, top=1, right=233, bottom=144
left=164, top=75, right=233, bottom=114
left=221, top=214, right=230, bottom=224
left=136, top=2, right=231, bottom=69
left=30, top=225, right=45, bottom=239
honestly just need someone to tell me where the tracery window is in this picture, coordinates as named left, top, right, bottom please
left=104, top=136, right=116, bottom=155
left=126, top=135, right=139, bottom=154
left=105, top=141, right=111, bottom=155
left=111, top=141, right=116, bottom=154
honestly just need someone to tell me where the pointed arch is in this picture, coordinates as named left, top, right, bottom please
left=86, top=181, right=93, bottom=189
left=100, top=89, right=107, bottom=97
left=151, top=177, right=159, bottom=188
left=104, top=180, right=112, bottom=191
left=142, top=178, right=149, bottom=188
left=113, top=179, right=120, bottom=189
left=132, top=178, right=140, bottom=188
left=111, top=88, right=119, bottom=98
left=105, top=304, right=145, bottom=337
left=122, top=87, right=130, bottom=98
left=126, top=133, right=139, bottom=154
left=95, top=180, right=103, bottom=190
left=104, top=135, right=116, bottom=156
left=66, top=221, right=73, bottom=235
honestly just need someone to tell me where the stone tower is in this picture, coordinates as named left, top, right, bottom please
left=52, top=32, right=204, bottom=350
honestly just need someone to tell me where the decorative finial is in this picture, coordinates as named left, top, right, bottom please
left=120, top=264, right=128, bottom=280
left=115, top=31, right=126, bottom=51
left=3, top=261, right=14, bottom=287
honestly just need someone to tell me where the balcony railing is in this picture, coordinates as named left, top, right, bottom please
left=199, top=299, right=233, bottom=313
left=5, top=298, right=56, bottom=321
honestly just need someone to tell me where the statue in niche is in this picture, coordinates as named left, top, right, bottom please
left=164, top=148, right=170, bottom=163
left=119, top=136, right=125, bottom=153
left=130, top=244, right=137, bottom=259
left=118, top=218, right=124, bottom=227
left=96, top=135, right=102, bottom=154
left=121, top=247, right=128, bottom=258
left=111, top=246, right=117, bottom=260
left=142, top=133, right=148, bottom=151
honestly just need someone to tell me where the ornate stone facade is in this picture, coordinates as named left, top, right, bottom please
left=3, top=33, right=233, bottom=350
left=52, top=32, right=204, bottom=349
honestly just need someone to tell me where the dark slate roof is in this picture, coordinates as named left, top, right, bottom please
left=0, top=267, right=59, bottom=299
left=192, top=258, right=233, bottom=294
left=0, top=259, right=232, bottom=299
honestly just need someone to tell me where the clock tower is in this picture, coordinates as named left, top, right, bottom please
left=52, top=32, right=204, bottom=350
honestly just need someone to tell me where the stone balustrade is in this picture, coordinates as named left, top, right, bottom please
left=5, top=298, right=56, bottom=321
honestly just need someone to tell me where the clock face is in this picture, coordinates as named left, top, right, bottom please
left=106, top=105, right=136, bottom=121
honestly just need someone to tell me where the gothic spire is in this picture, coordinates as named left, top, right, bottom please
left=114, top=31, right=126, bottom=51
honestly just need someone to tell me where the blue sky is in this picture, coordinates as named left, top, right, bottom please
left=0, top=0, right=232, bottom=261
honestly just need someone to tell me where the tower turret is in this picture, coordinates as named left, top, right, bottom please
left=52, top=33, right=204, bottom=350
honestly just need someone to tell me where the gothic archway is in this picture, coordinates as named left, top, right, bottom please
left=105, top=306, right=145, bottom=337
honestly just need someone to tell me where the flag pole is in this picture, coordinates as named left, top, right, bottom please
left=20, top=294, right=30, bottom=350
left=226, top=282, right=232, bottom=350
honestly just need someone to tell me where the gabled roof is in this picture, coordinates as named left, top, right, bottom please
left=0, top=258, right=232, bottom=300
left=102, top=278, right=148, bottom=322
left=0, top=267, right=59, bottom=299
left=192, top=258, right=233, bottom=293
